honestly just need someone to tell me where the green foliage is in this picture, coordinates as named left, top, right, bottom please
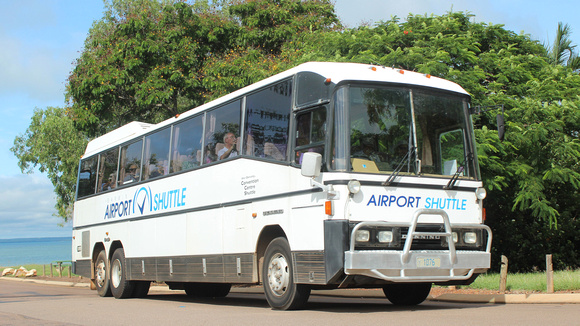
left=229, top=0, right=340, bottom=54
left=467, top=270, right=580, bottom=292
left=11, top=108, right=88, bottom=223
left=67, top=0, right=238, bottom=137
left=285, top=12, right=580, bottom=271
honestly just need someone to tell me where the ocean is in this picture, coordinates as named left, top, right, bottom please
left=0, top=237, right=72, bottom=267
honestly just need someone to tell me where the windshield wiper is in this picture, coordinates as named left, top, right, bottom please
left=444, top=153, right=472, bottom=190
left=444, top=165, right=464, bottom=190
left=383, top=146, right=416, bottom=186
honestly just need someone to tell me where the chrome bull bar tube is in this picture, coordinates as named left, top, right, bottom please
left=345, top=209, right=492, bottom=282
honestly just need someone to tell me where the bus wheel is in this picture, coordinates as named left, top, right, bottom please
left=383, top=283, right=432, bottom=305
left=110, top=248, right=134, bottom=299
left=132, top=281, right=151, bottom=298
left=263, top=237, right=310, bottom=310
left=94, top=250, right=112, bottom=297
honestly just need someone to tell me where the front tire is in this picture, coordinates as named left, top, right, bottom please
left=383, top=283, right=432, bottom=305
left=262, top=237, right=310, bottom=310
left=110, top=248, right=134, bottom=299
left=94, top=250, right=112, bottom=297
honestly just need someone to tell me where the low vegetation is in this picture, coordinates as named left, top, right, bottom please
left=466, top=270, right=580, bottom=292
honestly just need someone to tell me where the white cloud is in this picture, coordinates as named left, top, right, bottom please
left=0, top=174, right=71, bottom=239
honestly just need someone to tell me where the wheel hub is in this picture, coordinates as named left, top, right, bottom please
left=95, top=260, right=106, bottom=287
left=267, top=253, right=289, bottom=296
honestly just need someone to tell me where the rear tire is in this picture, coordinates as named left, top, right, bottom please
left=94, top=250, right=112, bottom=297
left=262, top=237, right=310, bottom=310
left=383, top=283, right=432, bottom=305
left=110, top=248, right=134, bottom=299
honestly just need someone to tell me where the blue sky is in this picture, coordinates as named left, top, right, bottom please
left=1, top=0, right=578, bottom=239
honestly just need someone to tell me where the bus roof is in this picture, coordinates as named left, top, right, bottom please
left=83, top=62, right=469, bottom=157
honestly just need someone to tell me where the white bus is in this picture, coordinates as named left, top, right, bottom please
left=72, top=62, right=491, bottom=310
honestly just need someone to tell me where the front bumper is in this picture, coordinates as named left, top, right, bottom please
left=344, top=209, right=492, bottom=282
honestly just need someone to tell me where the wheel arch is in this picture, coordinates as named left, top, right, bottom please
left=108, top=240, right=124, bottom=261
left=256, top=225, right=287, bottom=283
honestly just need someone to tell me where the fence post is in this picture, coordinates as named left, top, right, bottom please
left=499, top=255, right=508, bottom=292
left=50, top=263, right=53, bottom=277
left=546, top=254, right=554, bottom=293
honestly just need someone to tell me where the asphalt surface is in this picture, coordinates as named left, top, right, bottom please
left=2, top=276, right=579, bottom=304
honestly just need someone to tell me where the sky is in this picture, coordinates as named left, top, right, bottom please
left=1, top=0, right=579, bottom=239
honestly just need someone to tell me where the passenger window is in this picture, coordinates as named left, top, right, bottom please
left=244, top=79, right=292, bottom=161
left=143, top=128, right=171, bottom=180
left=171, top=115, right=204, bottom=172
left=203, top=100, right=241, bottom=164
left=294, top=107, right=326, bottom=164
left=120, top=140, right=143, bottom=185
left=97, top=148, right=119, bottom=193
left=78, top=156, right=98, bottom=197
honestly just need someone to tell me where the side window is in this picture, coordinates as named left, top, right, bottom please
left=171, top=115, right=204, bottom=172
left=97, top=148, right=119, bottom=193
left=294, top=106, right=327, bottom=164
left=244, top=79, right=292, bottom=161
left=143, top=128, right=171, bottom=180
left=77, top=156, right=98, bottom=198
left=203, top=100, right=241, bottom=163
left=120, top=140, right=143, bottom=185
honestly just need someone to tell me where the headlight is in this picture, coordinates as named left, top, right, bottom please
left=347, top=180, right=361, bottom=194
left=452, top=232, right=458, bottom=243
left=475, top=187, right=487, bottom=200
left=355, top=230, right=370, bottom=242
left=464, top=232, right=478, bottom=244
left=377, top=231, right=393, bottom=243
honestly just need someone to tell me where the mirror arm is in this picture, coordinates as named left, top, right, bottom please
left=310, top=178, right=337, bottom=198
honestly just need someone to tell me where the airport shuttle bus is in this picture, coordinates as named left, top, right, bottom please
left=72, top=62, right=491, bottom=309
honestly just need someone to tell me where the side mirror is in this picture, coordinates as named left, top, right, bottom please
left=301, top=152, right=322, bottom=177
left=496, top=114, right=505, bottom=141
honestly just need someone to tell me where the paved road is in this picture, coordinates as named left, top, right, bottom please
left=1, top=279, right=578, bottom=325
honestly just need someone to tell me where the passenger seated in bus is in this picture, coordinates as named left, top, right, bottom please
left=204, top=144, right=217, bottom=163
left=101, top=173, right=116, bottom=191
left=149, top=165, right=163, bottom=178
left=218, top=132, right=238, bottom=160
left=123, top=164, right=139, bottom=184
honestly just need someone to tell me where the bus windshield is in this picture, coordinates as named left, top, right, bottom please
left=333, top=85, right=478, bottom=179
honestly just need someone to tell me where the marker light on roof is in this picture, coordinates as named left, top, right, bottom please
left=398, top=69, right=405, bottom=74
left=325, top=78, right=332, bottom=84
left=370, top=66, right=377, bottom=71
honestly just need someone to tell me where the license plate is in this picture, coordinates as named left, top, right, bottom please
left=416, top=257, right=441, bottom=268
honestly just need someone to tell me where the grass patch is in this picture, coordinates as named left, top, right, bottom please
left=1, top=263, right=77, bottom=278
left=467, top=270, right=580, bottom=292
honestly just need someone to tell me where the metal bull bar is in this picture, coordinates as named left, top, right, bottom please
left=345, top=208, right=492, bottom=282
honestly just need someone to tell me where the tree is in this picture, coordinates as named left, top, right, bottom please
left=547, top=22, right=580, bottom=71
left=66, top=0, right=238, bottom=137
left=201, top=0, right=340, bottom=100
left=11, top=107, right=88, bottom=222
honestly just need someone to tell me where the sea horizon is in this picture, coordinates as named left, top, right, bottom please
left=0, top=236, right=72, bottom=267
